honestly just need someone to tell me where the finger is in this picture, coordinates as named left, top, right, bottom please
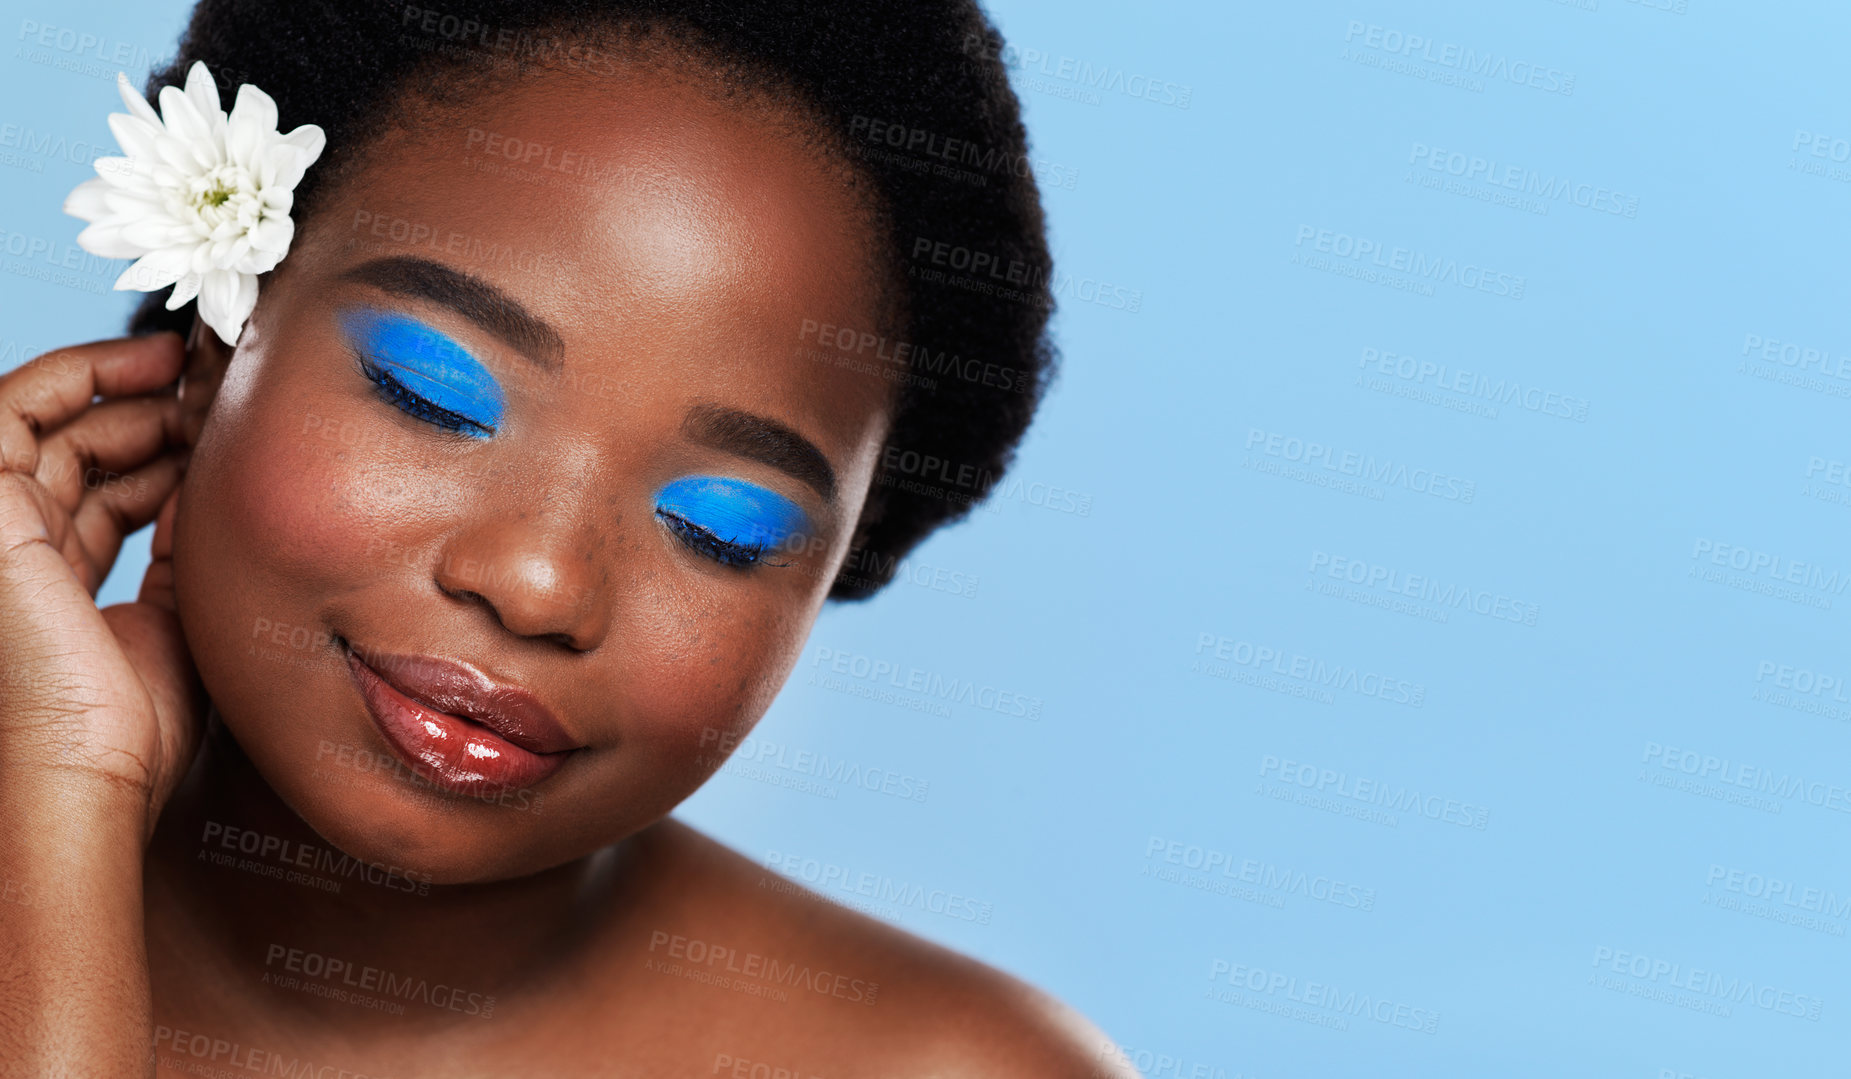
left=33, top=396, right=183, bottom=514
left=139, top=484, right=183, bottom=612
left=66, top=450, right=186, bottom=595
left=0, top=333, right=183, bottom=475
left=0, top=470, right=95, bottom=624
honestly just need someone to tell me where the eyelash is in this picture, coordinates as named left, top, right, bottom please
left=655, top=509, right=791, bottom=570
left=353, top=352, right=494, bottom=438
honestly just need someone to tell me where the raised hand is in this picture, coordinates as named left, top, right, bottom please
left=0, top=332, right=204, bottom=835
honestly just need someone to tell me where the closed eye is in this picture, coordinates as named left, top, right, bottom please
left=652, top=474, right=809, bottom=572
left=656, top=509, right=791, bottom=569
left=339, top=307, right=504, bottom=438
left=354, top=352, right=495, bottom=438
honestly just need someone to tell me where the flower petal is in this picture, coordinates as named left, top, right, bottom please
left=122, top=215, right=196, bottom=250
left=75, top=221, right=149, bottom=260
left=116, top=72, right=163, bottom=129
left=157, top=84, right=215, bottom=153
left=237, top=249, right=286, bottom=277
left=106, top=111, right=163, bottom=161
left=198, top=269, right=258, bottom=345
left=116, top=246, right=194, bottom=292
left=63, top=177, right=114, bottom=222
left=101, top=186, right=166, bottom=217
left=183, top=60, right=223, bottom=124
left=248, top=214, right=294, bottom=255
left=280, top=123, right=326, bottom=168
left=226, top=84, right=279, bottom=168
left=74, top=63, right=304, bottom=343
left=166, top=272, right=203, bottom=309
left=91, top=156, right=147, bottom=190
left=153, top=129, right=203, bottom=175
left=262, top=141, right=320, bottom=193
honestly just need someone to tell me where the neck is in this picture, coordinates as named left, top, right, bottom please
left=145, top=719, right=634, bottom=1031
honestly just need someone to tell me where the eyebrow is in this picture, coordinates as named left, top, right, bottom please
left=338, top=256, right=566, bottom=372
left=683, top=403, right=838, bottom=505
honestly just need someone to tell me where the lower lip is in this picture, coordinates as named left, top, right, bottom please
left=346, top=651, right=568, bottom=797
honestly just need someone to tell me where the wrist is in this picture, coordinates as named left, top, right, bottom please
left=0, top=770, right=154, bottom=1079
left=0, top=755, right=154, bottom=859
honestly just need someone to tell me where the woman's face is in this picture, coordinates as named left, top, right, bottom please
left=171, top=64, right=896, bottom=883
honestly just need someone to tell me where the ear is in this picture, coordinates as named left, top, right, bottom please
left=177, top=315, right=235, bottom=448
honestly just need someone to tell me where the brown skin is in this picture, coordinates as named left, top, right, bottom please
left=0, top=63, right=1132, bottom=1077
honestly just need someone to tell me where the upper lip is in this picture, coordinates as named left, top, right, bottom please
left=343, top=641, right=579, bottom=754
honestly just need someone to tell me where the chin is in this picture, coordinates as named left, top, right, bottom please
left=176, top=616, right=604, bottom=887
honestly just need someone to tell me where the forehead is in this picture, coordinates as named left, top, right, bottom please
left=292, top=62, right=894, bottom=445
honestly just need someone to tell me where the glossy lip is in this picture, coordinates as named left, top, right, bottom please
left=341, top=639, right=579, bottom=797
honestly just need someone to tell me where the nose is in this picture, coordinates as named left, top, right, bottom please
left=432, top=512, right=611, bottom=652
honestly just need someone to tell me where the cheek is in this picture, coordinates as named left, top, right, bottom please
left=606, top=579, right=807, bottom=786
left=173, top=376, right=463, bottom=657
left=229, top=396, right=472, bottom=567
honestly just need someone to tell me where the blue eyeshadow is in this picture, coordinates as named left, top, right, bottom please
left=655, top=475, right=810, bottom=550
left=340, top=308, right=505, bottom=431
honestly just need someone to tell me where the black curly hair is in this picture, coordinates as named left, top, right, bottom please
left=125, top=0, right=1057, bottom=600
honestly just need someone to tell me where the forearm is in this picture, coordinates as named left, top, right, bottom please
left=0, top=769, right=153, bottom=1078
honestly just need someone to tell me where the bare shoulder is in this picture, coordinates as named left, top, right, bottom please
left=631, top=819, right=1138, bottom=1077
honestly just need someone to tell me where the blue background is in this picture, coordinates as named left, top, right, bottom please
left=3, top=0, right=1838, bottom=1074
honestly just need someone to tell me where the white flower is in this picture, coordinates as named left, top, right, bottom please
left=63, top=60, right=325, bottom=346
